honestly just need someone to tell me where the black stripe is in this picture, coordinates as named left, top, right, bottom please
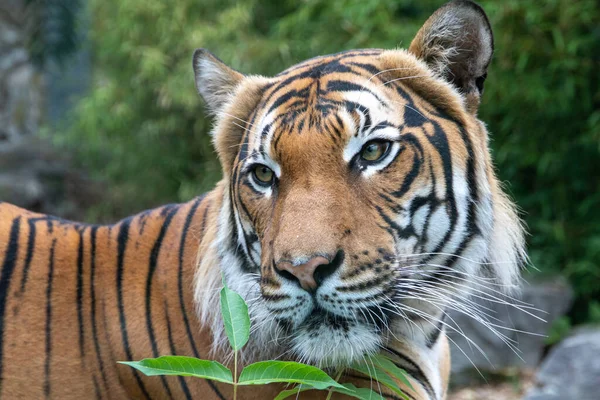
left=327, top=79, right=387, bottom=106
left=19, top=219, right=36, bottom=293
left=76, top=227, right=86, bottom=357
left=231, top=194, right=259, bottom=273
left=177, top=198, right=225, bottom=399
left=417, top=161, right=439, bottom=252
left=337, top=273, right=393, bottom=293
left=267, top=89, right=305, bottom=115
left=426, top=314, right=446, bottom=348
left=344, top=101, right=373, bottom=132
left=100, top=301, right=121, bottom=386
left=92, top=375, right=102, bottom=400
left=146, top=206, right=179, bottom=399
left=116, top=218, right=152, bottom=400
left=44, top=239, right=57, bottom=398
left=272, top=126, right=285, bottom=152
left=421, top=120, right=458, bottom=264
left=177, top=198, right=202, bottom=356
left=347, top=61, right=381, bottom=76
left=395, top=86, right=427, bottom=128
left=89, top=226, right=109, bottom=391
left=383, top=346, right=436, bottom=399
left=137, top=210, right=153, bottom=235
left=445, top=125, right=480, bottom=267
left=0, top=217, right=21, bottom=389
left=274, top=49, right=382, bottom=77
left=367, top=121, right=396, bottom=135
left=375, top=204, right=415, bottom=240
left=160, top=204, right=179, bottom=217
left=230, top=125, right=250, bottom=188
left=164, top=303, right=192, bottom=400
left=392, top=150, right=422, bottom=199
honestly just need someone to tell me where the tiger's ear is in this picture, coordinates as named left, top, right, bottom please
left=193, top=49, right=245, bottom=115
left=409, top=0, right=493, bottom=113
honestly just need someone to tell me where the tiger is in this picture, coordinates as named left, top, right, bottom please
left=0, top=1, right=525, bottom=399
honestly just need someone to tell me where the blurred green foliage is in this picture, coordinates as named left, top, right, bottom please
left=56, top=0, right=600, bottom=323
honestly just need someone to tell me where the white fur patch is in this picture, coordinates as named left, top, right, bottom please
left=291, top=317, right=381, bottom=367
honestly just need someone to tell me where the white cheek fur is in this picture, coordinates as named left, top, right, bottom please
left=291, top=321, right=381, bottom=367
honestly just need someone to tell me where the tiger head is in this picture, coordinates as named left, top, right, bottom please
left=194, top=0, right=525, bottom=366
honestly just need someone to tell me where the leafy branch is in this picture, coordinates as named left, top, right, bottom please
left=120, top=278, right=411, bottom=399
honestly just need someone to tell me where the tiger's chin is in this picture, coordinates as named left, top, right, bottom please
left=287, top=309, right=382, bottom=367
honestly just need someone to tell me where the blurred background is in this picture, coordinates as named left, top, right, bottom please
left=1, top=0, right=598, bottom=398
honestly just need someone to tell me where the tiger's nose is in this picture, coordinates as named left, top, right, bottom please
left=275, top=251, right=344, bottom=292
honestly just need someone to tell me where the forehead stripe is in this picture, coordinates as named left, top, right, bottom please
left=347, top=61, right=381, bottom=76
left=246, top=51, right=384, bottom=134
left=275, top=49, right=382, bottom=78
left=264, top=59, right=380, bottom=111
left=345, top=102, right=372, bottom=132
left=267, top=88, right=309, bottom=115
left=326, top=80, right=387, bottom=106
left=394, top=84, right=429, bottom=128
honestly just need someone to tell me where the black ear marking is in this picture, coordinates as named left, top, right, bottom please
left=475, top=73, right=487, bottom=94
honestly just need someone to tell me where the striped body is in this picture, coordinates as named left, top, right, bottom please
left=0, top=196, right=226, bottom=399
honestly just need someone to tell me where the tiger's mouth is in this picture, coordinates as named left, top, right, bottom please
left=301, top=304, right=388, bottom=332
left=288, top=308, right=384, bottom=366
left=276, top=301, right=389, bottom=366
left=304, top=306, right=358, bottom=330
left=255, top=245, right=405, bottom=365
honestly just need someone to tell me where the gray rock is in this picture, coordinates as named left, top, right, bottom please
left=523, top=327, right=600, bottom=400
left=448, top=276, right=573, bottom=386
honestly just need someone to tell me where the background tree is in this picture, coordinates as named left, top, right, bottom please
left=56, top=0, right=600, bottom=324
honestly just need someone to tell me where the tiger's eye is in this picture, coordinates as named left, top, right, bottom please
left=360, top=141, right=390, bottom=162
left=253, top=165, right=274, bottom=184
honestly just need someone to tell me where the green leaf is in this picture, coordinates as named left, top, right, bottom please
left=118, top=356, right=233, bottom=384
left=220, top=278, right=250, bottom=351
left=274, top=385, right=316, bottom=400
left=369, top=354, right=413, bottom=390
left=275, top=383, right=391, bottom=400
left=349, top=363, right=410, bottom=400
left=330, top=383, right=387, bottom=400
left=238, top=361, right=345, bottom=390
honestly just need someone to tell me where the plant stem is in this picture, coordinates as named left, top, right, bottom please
left=233, top=350, right=238, bottom=400
left=325, top=369, right=345, bottom=400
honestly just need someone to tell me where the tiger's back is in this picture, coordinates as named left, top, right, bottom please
left=0, top=197, right=232, bottom=399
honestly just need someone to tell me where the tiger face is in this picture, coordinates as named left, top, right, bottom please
left=194, top=0, right=525, bottom=367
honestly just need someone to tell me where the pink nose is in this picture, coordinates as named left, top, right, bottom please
left=275, top=256, right=330, bottom=291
